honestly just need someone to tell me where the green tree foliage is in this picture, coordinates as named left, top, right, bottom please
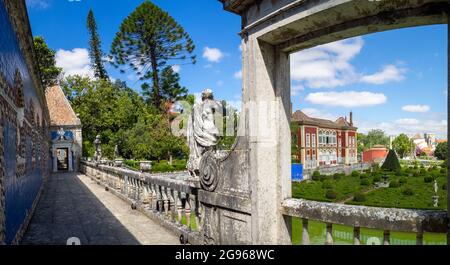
left=87, top=9, right=108, bottom=79
left=159, top=66, right=188, bottom=104
left=434, top=141, right=448, bottom=160
left=61, top=75, right=188, bottom=161
left=33, top=36, right=62, bottom=88
left=122, top=113, right=187, bottom=161
left=381, top=149, right=401, bottom=172
left=110, top=1, right=195, bottom=110
left=61, top=76, right=145, bottom=158
left=359, top=129, right=390, bottom=151
left=392, top=133, right=412, bottom=158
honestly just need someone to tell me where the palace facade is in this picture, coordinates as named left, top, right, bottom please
left=292, top=110, right=358, bottom=169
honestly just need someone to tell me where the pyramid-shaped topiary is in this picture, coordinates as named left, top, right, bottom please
left=381, top=149, right=401, bottom=172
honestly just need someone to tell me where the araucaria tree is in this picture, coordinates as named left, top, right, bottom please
left=33, top=36, right=62, bottom=88
left=87, top=9, right=108, bottom=79
left=110, top=1, right=196, bottom=110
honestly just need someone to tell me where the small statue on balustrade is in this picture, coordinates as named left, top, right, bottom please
left=186, top=89, right=222, bottom=178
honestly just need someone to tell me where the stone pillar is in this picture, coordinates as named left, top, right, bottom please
left=243, top=36, right=292, bottom=244
left=52, top=149, right=57, bottom=173
left=68, top=148, right=73, bottom=172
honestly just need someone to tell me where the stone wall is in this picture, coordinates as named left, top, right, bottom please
left=0, top=0, right=50, bottom=244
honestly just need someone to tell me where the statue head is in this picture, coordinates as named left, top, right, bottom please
left=201, top=89, right=214, bottom=101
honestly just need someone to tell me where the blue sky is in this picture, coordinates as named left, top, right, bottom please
left=26, top=0, right=448, bottom=139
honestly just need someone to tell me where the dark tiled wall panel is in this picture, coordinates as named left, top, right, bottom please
left=0, top=1, right=50, bottom=244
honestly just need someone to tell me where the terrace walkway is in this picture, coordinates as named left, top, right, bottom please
left=20, top=172, right=179, bottom=245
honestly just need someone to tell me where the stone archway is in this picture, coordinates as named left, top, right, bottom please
left=218, top=0, right=449, bottom=244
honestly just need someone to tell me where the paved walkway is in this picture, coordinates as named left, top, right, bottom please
left=21, top=172, right=179, bottom=245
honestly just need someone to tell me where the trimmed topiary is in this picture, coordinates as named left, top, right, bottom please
left=360, top=179, right=370, bottom=186
left=412, top=171, right=420, bottom=178
left=353, top=192, right=366, bottom=202
left=443, top=183, right=447, bottom=190
left=424, top=176, right=433, bottom=183
left=351, top=171, right=360, bottom=178
left=360, top=173, right=368, bottom=179
left=402, top=187, right=414, bottom=196
left=373, top=175, right=381, bottom=183
left=325, top=189, right=338, bottom=200
left=389, top=180, right=401, bottom=188
left=312, top=171, right=321, bottom=181
left=322, top=180, right=333, bottom=189
left=381, top=150, right=401, bottom=172
left=399, top=177, right=407, bottom=184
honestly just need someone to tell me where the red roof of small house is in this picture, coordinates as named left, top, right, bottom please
left=45, top=85, right=81, bottom=127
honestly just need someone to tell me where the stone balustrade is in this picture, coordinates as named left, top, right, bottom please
left=80, top=161, right=203, bottom=245
left=282, top=198, right=447, bottom=245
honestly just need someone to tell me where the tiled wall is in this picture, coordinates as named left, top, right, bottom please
left=0, top=0, right=50, bottom=244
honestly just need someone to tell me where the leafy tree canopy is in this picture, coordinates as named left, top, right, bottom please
left=33, top=36, right=62, bottom=88
left=359, top=129, right=390, bottom=151
left=392, top=133, right=413, bottom=158
left=435, top=141, right=448, bottom=160
left=61, top=75, right=188, bottom=161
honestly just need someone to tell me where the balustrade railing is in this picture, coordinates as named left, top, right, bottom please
left=283, top=198, right=447, bottom=245
left=81, top=161, right=203, bottom=244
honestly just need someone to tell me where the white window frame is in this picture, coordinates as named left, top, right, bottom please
left=306, top=133, right=310, bottom=147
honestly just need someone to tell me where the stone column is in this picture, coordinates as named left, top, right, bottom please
left=68, top=148, right=73, bottom=172
left=52, top=149, right=58, bottom=173
left=243, top=36, right=292, bottom=244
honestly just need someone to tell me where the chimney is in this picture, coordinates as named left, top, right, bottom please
left=350, top=111, right=353, bottom=126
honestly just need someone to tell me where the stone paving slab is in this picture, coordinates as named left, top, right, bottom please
left=21, top=172, right=179, bottom=245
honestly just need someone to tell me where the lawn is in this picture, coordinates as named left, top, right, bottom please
left=292, top=164, right=448, bottom=210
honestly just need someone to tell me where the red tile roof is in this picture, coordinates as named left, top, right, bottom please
left=45, top=85, right=81, bottom=126
left=292, top=110, right=357, bottom=130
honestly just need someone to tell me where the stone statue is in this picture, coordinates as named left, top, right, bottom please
left=93, top=135, right=102, bottom=162
left=434, top=180, right=438, bottom=194
left=433, top=179, right=439, bottom=207
left=187, top=89, right=222, bottom=178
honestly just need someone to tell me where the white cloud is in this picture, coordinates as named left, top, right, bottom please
left=172, top=65, right=181, bottom=73
left=395, top=118, right=419, bottom=126
left=26, top=0, right=50, bottom=9
left=234, top=70, right=242, bottom=79
left=291, top=37, right=363, bottom=89
left=55, top=48, right=93, bottom=78
left=203, top=47, right=224, bottom=62
left=291, top=37, right=408, bottom=89
left=402, top=105, right=430, bottom=113
left=305, top=91, right=387, bottom=108
left=302, top=108, right=336, bottom=121
left=357, top=119, right=447, bottom=138
left=361, top=65, right=406, bottom=84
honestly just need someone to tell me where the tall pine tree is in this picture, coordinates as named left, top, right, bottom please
left=159, top=66, right=188, bottom=103
left=87, top=9, right=108, bottom=79
left=110, top=1, right=195, bottom=111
